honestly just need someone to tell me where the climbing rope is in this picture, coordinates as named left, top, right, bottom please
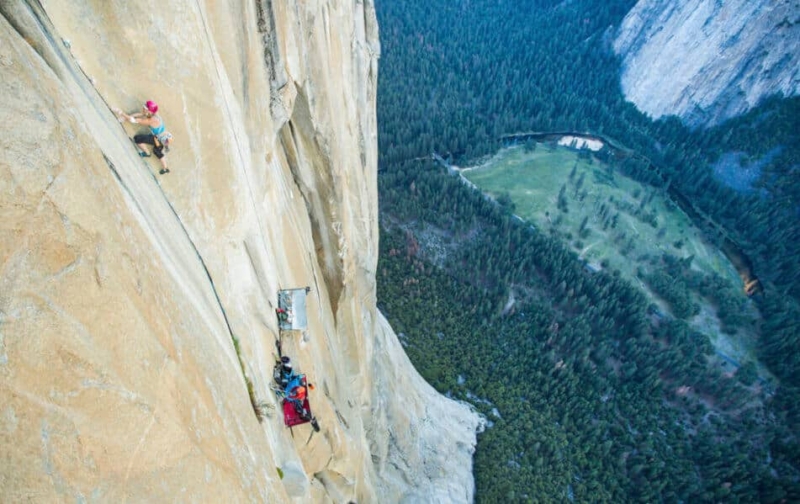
left=190, top=0, right=274, bottom=272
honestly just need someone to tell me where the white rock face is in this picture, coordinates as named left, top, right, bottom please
left=614, top=0, right=800, bottom=127
left=0, top=0, right=481, bottom=502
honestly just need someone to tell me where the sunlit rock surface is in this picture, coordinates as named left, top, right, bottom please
left=614, top=0, right=800, bottom=127
left=0, top=0, right=481, bottom=501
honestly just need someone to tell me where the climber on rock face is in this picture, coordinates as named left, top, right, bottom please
left=115, top=100, right=173, bottom=175
left=272, top=355, right=320, bottom=430
left=289, top=383, right=307, bottom=402
left=286, top=375, right=314, bottom=417
left=279, top=356, right=294, bottom=386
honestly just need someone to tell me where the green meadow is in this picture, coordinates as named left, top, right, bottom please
left=462, top=143, right=762, bottom=367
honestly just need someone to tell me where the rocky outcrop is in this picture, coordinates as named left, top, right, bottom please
left=614, top=0, right=800, bottom=127
left=0, top=0, right=480, bottom=502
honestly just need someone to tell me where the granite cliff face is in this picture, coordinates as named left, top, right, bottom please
left=0, top=0, right=481, bottom=502
left=614, top=0, right=800, bottom=127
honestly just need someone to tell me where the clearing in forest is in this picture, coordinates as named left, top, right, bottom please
left=462, top=143, right=762, bottom=368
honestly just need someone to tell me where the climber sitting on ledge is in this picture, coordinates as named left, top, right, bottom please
left=276, top=356, right=297, bottom=387
left=287, top=376, right=313, bottom=415
left=272, top=355, right=319, bottom=431
left=115, top=100, right=173, bottom=175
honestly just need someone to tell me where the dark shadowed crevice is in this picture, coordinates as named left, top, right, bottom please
left=254, top=0, right=286, bottom=90
left=278, top=88, right=345, bottom=317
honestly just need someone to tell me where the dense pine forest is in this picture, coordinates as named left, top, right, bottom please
left=374, top=0, right=800, bottom=502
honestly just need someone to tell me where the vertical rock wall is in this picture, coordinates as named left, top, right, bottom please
left=0, top=0, right=481, bottom=501
left=614, top=0, right=799, bottom=127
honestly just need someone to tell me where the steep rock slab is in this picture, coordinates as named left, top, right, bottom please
left=614, top=0, right=800, bottom=127
left=0, top=0, right=480, bottom=502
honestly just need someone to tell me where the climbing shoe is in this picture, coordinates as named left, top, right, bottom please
left=139, top=151, right=151, bottom=158
left=159, top=169, right=170, bottom=175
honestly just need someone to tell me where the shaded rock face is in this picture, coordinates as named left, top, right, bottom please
left=0, top=1, right=481, bottom=502
left=614, top=0, right=800, bottom=127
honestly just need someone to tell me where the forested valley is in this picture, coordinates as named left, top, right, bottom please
left=373, top=0, right=800, bottom=502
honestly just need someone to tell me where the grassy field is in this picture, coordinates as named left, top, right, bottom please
left=462, top=143, right=763, bottom=369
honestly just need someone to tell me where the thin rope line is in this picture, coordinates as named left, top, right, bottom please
left=191, top=0, right=274, bottom=269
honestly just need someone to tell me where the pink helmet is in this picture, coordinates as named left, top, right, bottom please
left=145, top=100, right=158, bottom=113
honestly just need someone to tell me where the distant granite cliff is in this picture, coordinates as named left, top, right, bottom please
left=614, top=0, right=800, bottom=127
